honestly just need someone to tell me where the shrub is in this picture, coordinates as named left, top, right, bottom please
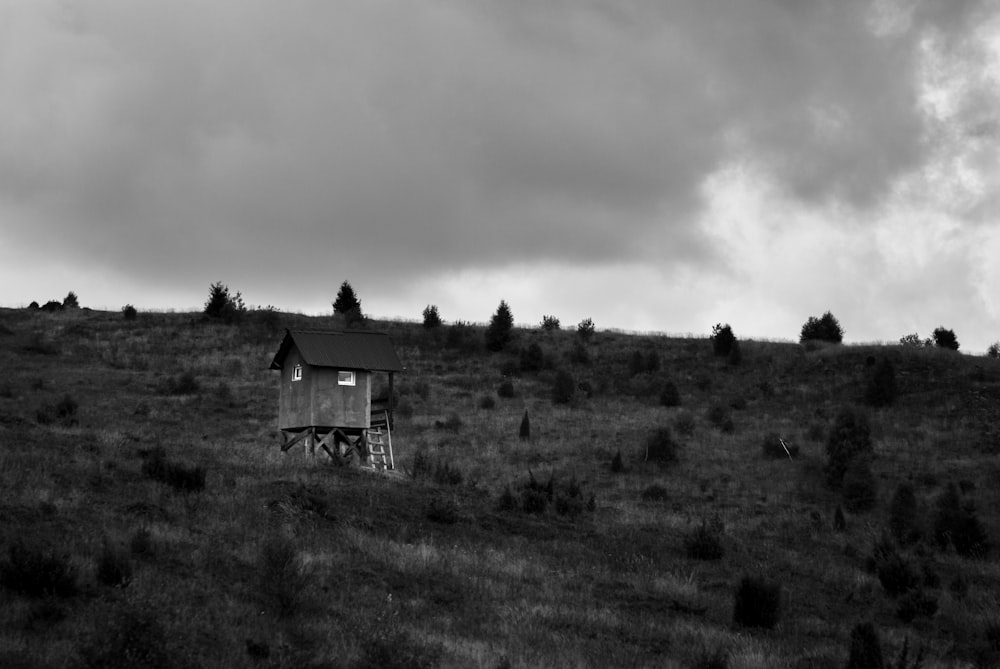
left=760, top=432, right=799, bottom=459
left=932, top=327, right=959, bottom=351
left=988, top=342, right=1000, bottom=359
left=541, top=315, right=560, bottom=331
left=931, top=482, right=989, bottom=557
left=121, top=304, right=138, bottom=320
left=825, top=407, right=873, bottom=487
left=410, top=450, right=432, bottom=480
left=258, top=534, right=310, bottom=617
left=485, top=300, right=514, bottom=352
left=0, top=541, right=78, bottom=598
left=674, top=410, right=696, bottom=437
left=727, top=340, right=742, bottom=366
left=627, top=350, right=645, bottom=376
left=693, top=647, right=729, bottom=669
left=845, top=621, right=883, bottom=669
left=707, top=404, right=731, bottom=431
left=711, top=323, right=736, bottom=357
left=888, top=482, right=921, bottom=545
left=869, top=533, right=919, bottom=597
left=611, top=449, right=623, bottom=473
left=432, top=461, right=463, bottom=486
left=427, top=495, right=459, bottom=524
left=520, top=342, right=545, bottom=372
left=659, top=380, right=681, bottom=407
left=79, top=608, right=172, bottom=669
left=130, top=528, right=153, bottom=557
left=518, top=410, right=530, bottom=441
left=640, top=484, right=669, bottom=502
left=497, top=380, right=516, bottom=398
left=865, top=357, right=897, bottom=407
left=732, top=575, right=781, bottom=629
left=522, top=489, right=548, bottom=515
left=445, top=320, right=477, bottom=351
left=62, top=291, right=80, bottom=308
left=899, top=333, right=924, bottom=347
left=834, top=505, right=847, bottom=531
left=568, top=340, right=590, bottom=365
left=41, top=300, right=63, bottom=312
left=355, top=630, right=443, bottom=669
left=645, top=427, right=679, bottom=465
left=684, top=518, right=725, bottom=560
left=421, top=304, right=442, bottom=329
left=96, top=540, right=133, bottom=588
left=552, top=370, right=575, bottom=404
left=497, top=486, right=518, bottom=512
left=576, top=318, right=595, bottom=342
left=479, top=395, right=496, bottom=410
left=800, top=311, right=844, bottom=343
left=896, top=588, right=938, bottom=623
left=141, top=448, right=206, bottom=494
left=842, top=458, right=878, bottom=513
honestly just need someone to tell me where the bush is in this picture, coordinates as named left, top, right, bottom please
left=258, top=534, right=310, bottom=617
left=520, top=342, right=545, bottom=372
left=845, top=621, right=883, bottom=669
left=896, top=588, right=938, bottom=623
left=711, top=323, right=736, bottom=357
left=0, top=541, right=78, bottom=598
left=674, top=410, right=696, bottom=437
left=497, top=380, right=516, bottom=398
left=684, top=518, right=725, bottom=560
left=141, top=448, right=206, bottom=494
left=988, top=342, right=1000, bottom=359
left=568, top=340, right=590, bottom=365
left=865, top=357, right=897, bottom=407
left=627, top=350, right=645, bottom=376
left=355, top=630, right=443, bottom=669
left=707, top=404, right=732, bottom=432
left=522, top=489, right=548, bottom=515
left=611, top=449, right=623, bottom=473
left=576, top=318, right=595, bottom=342
left=96, top=540, right=133, bottom=588
left=421, top=304, right=442, bottom=329
left=869, top=533, right=919, bottom=597
left=888, top=482, right=921, bottom=545
left=427, top=495, right=459, bottom=524
left=432, top=460, right=463, bottom=486
left=640, top=484, right=669, bottom=502
left=541, top=315, right=560, bottom=331
left=518, top=410, right=530, bottom=441
left=659, top=380, right=681, bottom=407
left=732, top=575, right=781, bottom=629
left=834, top=505, right=847, bottom=532
left=121, top=304, right=138, bottom=320
left=485, top=300, right=514, bottom=352
left=932, top=327, right=959, bottom=351
left=79, top=608, right=172, bottom=669
left=645, top=427, right=679, bottom=465
left=932, top=482, right=989, bottom=557
left=800, top=311, right=844, bottom=343
left=825, top=407, right=873, bottom=487
left=62, top=291, right=80, bottom=309
left=552, top=370, right=576, bottom=404
left=842, top=458, right=878, bottom=513
left=445, top=320, right=478, bottom=351
left=497, top=486, right=518, bottom=512
left=479, top=395, right=496, bottom=410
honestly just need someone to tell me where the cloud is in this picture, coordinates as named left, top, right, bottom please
left=0, top=1, right=997, bottom=346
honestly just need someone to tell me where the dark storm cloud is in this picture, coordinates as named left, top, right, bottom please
left=0, top=0, right=996, bottom=316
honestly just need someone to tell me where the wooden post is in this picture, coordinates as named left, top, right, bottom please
left=387, top=372, right=395, bottom=429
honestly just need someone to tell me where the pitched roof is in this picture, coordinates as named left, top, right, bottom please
left=269, top=329, right=404, bottom=372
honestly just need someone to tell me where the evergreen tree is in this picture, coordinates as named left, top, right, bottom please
left=485, top=300, right=514, bottom=352
left=800, top=311, right=844, bottom=343
left=711, top=323, right=736, bottom=357
left=932, top=327, right=959, bottom=351
left=332, top=281, right=362, bottom=315
left=422, top=305, right=442, bottom=329
left=62, top=292, right=80, bottom=309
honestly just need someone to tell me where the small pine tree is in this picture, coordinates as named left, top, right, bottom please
left=842, top=458, right=878, bottom=513
left=576, top=318, right=595, bottom=342
left=121, top=304, right=138, bottom=321
left=541, top=315, right=560, bottom=331
left=552, top=369, right=575, bottom=404
left=932, top=327, right=959, bottom=351
left=659, top=380, right=681, bottom=407
left=932, top=482, right=988, bottom=557
left=332, top=281, right=361, bottom=315
left=711, top=323, right=736, bottom=357
left=865, top=357, right=897, bottom=407
left=987, top=341, right=1000, bottom=359
left=800, top=311, right=844, bottom=343
left=732, top=575, right=781, bottom=629
left=834, top=505, right=847, bottom=532
left=422, top=305, right=442, bottom=329
left=611, top=449, right=623, bottom=473
left=888, top=482, right=920, bottom=545
left=519, top=410, right=530, bottom=441
left=825, top=407, right=873, bottom=487
left=485, top=300, right=514, bottom=352
left=62, top=291, right=80, bottom=309
left=203, top=282, right=246, bottom=322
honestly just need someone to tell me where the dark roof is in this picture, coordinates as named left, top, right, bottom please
left=269, top=329, right=404, bottom=372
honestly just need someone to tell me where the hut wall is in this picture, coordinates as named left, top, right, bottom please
left=309, top=368, right=370, bottom=429
left=278, top=348, right=310, bottom=430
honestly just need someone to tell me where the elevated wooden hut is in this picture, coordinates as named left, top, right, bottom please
left=269, top=329, right=403, bottom=469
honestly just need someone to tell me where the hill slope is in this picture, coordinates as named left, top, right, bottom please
left=0, top=307, right=998, bottom=668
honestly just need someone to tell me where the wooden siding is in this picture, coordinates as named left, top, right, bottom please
left=277, top=344, right=371, bottom=430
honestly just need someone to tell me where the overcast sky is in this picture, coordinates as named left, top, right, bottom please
left=1, top=1, right=998, bottom=350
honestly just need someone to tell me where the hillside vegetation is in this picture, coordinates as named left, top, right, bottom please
left=0, top=307, right=998, bottom=668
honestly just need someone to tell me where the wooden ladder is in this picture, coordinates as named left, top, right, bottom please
left=365, top=412, right=394, bottom=470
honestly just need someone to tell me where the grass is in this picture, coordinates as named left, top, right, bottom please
left=0, top=307, right=998, bottom=667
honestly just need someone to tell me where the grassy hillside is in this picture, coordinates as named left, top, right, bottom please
left=0, top=307, right=998, bottom=668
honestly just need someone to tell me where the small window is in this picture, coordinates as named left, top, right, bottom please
left=293, top=365, right=302, bottom=381
left=338, top=370, right=356, bottom=386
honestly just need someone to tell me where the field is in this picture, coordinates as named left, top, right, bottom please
left=0, top=306, right=998, bottom=668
